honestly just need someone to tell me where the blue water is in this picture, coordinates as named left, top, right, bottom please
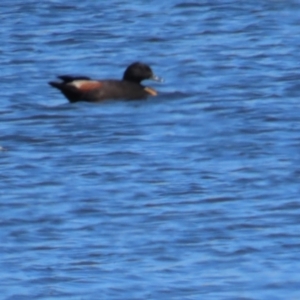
left=2, top=1, right=300, bottom=299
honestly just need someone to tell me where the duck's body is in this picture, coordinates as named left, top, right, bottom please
left=49, top=62, right=161, bottom=103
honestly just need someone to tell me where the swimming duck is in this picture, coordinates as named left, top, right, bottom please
left=48, top=62, right=162, bottom=103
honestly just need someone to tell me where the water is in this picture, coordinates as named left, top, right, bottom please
left=1, top=1, right=300, bottom=299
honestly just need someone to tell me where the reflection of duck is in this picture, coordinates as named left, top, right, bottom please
left=49, top=62, right=162, bottom=103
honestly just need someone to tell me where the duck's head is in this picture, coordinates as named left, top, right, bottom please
left=123, top=62, right=163, bottom=84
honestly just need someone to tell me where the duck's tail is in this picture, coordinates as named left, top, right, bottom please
left=48, top=81, right=63, bottom=90
left=48, top=81, right=80, bottom=103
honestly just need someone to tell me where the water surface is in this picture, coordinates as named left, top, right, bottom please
left=1, top=1, right=300, bottom=299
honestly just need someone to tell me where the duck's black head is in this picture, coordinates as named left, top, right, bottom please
left=123, top=62, right=162, bottom=84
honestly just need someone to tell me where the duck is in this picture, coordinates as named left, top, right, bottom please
left=48, top=62, right=162, bottom=103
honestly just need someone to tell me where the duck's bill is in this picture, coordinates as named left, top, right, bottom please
left=151, top=74, right=164, bottom=83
